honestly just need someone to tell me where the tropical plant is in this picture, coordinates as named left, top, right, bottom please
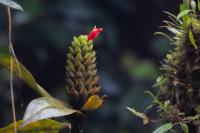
left=0, top=1, right=104, bottom=133
left=128, top=0, right=200, bottom=132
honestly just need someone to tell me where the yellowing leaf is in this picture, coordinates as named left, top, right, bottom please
left=82, top=95, right=103, bottom=110
left=126, top=107, right=149, bottom=125
left=0, top=119, right=70, bottom=133
left=0, top=52, right=51, bottom=97
left=22, top=97, right=79, bottom=128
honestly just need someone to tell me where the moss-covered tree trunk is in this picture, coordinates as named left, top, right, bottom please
left=156, top=0, right=200, bottom=132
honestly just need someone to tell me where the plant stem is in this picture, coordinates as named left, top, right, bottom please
left=71, top=122, right=80, bottom=133
left=7, top=7, right=17, bottom=133
left=71, top=116, right=83, bottom=133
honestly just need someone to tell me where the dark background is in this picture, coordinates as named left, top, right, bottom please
left=0, top=0, right=179, bottom=132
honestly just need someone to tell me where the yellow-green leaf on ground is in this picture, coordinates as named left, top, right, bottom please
left=82, top=95, right=103, bottom=110
left=0, top=0, right=23, bottom=11
left=22, top=97, right=80, bottom=128
left=0, top=119, right=70, bottom=133
left=0, top=52, right=51, bottom=97
left=126, top=107, right=149, bottom=125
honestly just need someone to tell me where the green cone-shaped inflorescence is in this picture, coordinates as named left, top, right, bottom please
left=154, top=0, right=200, bottom=131
left=66, top=35, right=100, bottom=109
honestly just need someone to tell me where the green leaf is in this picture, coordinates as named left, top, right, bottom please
left=126, top=107, right=149, bottom=125
left=198, top=0, right=200, bottom=12
left=152, top=123, right=173, bottom=133
left=176, top=9, right=192, bottom=21
left=180, top=0, right=190, bottom=17
left=145, top=91, right=158, bottom=102
left=0, top=52, right=51, bottom=97
left=153, top=75, right=167, bottom=87
left=189, top=30, right=198, bottom=49
left=180, top=123, right=189, bottom=133
left=180, top=4, right=184, bottom=12
left=21, top=97, right=80, bottom=128
left=145, top=91, right=168, bottom=113
left=0, top=119, right=70, bottom=133
left=0, top=0, right=23, bottom=11
left=183, top=0, right=189, bottom=10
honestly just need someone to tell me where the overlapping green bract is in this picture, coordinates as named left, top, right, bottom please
left=66, top=35, right=101, bottom=109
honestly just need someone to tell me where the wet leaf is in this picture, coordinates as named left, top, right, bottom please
left=0, top=119, right=70, bottom=133
left=152, top=123, right=173, bottom=133
left=82, top=95, right=103, bottom=110
left=126, top=107, right=149, bottom=125
left=0, top=52, right=51, bottom=97
left=189, top=30, right=198, bottom=49
left=22, top=97, right=79, bottom=128
left=0, top=0, right=23, bottom=11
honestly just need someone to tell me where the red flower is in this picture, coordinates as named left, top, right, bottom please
left=88, top=26, right=103, bottom=41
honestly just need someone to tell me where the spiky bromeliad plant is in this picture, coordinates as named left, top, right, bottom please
left=128, top=0, right=200, bottom=132
left=0, top=1, right=104, bottom=131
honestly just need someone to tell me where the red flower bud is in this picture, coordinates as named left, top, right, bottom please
left=88, top=26, right=103, bottom=41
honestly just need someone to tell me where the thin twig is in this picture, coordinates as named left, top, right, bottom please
left=7, top=7, right=17, bottom=133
